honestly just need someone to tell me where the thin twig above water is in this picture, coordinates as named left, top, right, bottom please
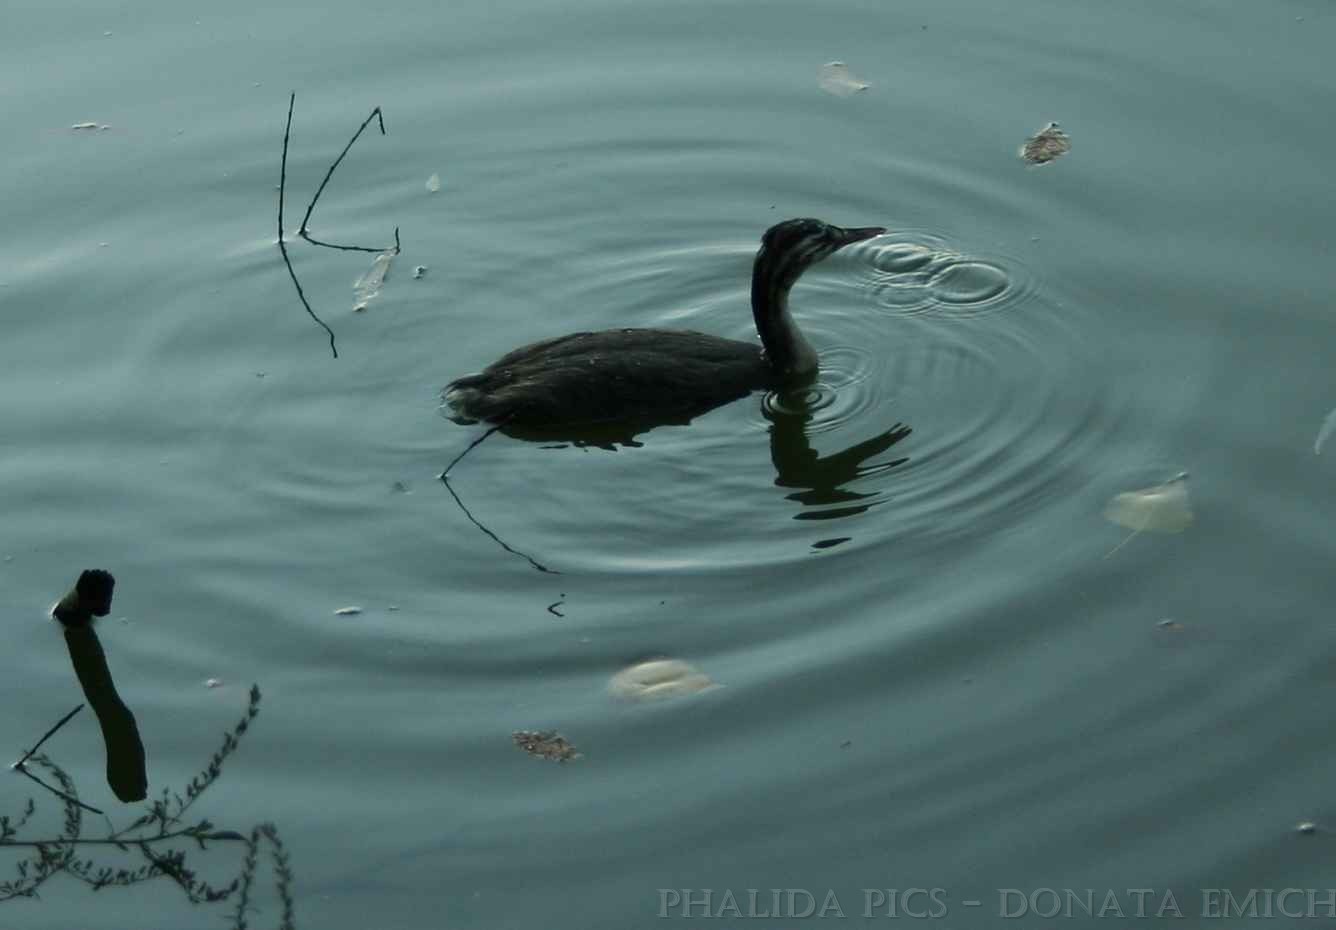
left=278, top=93, right=401, bottom=359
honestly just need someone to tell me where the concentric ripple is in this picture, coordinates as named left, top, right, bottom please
left=443, top=228, right=1124, bottom=575
left=850, top=230, right=1039, bottom=318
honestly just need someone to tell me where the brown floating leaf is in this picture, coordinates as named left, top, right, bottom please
left=512, top=729, right=581, bottom=762
left=1020, top=121, right=1071, bottom=165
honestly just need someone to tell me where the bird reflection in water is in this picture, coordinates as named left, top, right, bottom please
left=441, top=406, right=912, bottom=569
left=768, top=401, right=912, bottom=518
left=765, top=395, right=912, bottom=553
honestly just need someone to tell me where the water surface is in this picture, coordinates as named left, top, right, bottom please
left=2, top=0, right=1335, bottom=927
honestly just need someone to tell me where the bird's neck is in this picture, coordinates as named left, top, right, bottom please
left=752, top=266, right=818, bottom=381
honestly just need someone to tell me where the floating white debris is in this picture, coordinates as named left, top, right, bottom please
left=205, top=678, right=224, bottom=689
left=1297, top=821, right=1318, bottom=835
left=1104, top=473, right=1193, bottom=533
left=352, top=250, right=394, bottom=311
left=71, top=122, right=107, bottom=131
left=1020, top=121, right=1071, bottom=165
left=818, top=61, right=870, bottom=97
left=426, top=173, right=442, bottom=193
left=333, top=606, right=363, bottom=616
left=1314, top=407, right=1336, bottom=455
left=608, top=659, right=716, bottom=702
left=413, top=265, right=428, bottom=280
left=1103, top=473, right=1192, bottom=558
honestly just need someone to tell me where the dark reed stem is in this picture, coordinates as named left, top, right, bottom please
left=298, top=105, right=386, bottom=239
left=11, top=705, right=83, bottom=771
left=441, top=424, right=503, bottom=479
left=301, top=225, right=400, bottom=256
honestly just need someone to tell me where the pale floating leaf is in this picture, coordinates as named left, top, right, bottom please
left=512, top=729, right=580, bottom=762
left=819, top=61, right=870, bottom=98
left=426, top=173, right=442, bottom=193
left=333, top=605, right=363, bottom=616
left=204, top=678, right=224, bottom=689
left=608, top=659, right=716, bottom=702
left=1020, top=121, right=1071, bottom=165
left=71, top=122, right=108, bottom=131
left=1314, top=407, right=1336, bottom=455
left=352, top=250, right=394, bottom=312
left=1104, top=473, right=1193, bottom=533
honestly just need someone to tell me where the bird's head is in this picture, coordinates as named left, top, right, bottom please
left=756, top=218, right=885, bottom=288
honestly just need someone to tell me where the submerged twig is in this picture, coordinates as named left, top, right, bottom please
left=440, top=425, right=560, bottom=574
left=278, top=93, right=339, bottom=359
left=1102, top=526, right=1143, bottom=560
left=12, top=759, right=103, bottom=816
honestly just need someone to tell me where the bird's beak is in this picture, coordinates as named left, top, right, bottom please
left=835, top=226, right=886, bottom=247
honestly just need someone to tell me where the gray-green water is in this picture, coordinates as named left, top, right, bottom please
left=3, top=0, right=1335, bottom=927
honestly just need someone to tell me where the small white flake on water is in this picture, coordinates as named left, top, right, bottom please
left=413, top=265, right=428, bottom=279
left=333, top=606, right=363, bottom=616
left=426, top=173, right=442, bottom=192
left=353, top=250, right=395, bottom=311
left=819, top=61, right=870, bottom=97
left=1313, top=407, right=1336, bottom=455
left=205, top=678, right=224, bottom=689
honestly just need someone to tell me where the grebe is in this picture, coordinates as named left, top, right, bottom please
left=442, top=218, right=885, bottom=430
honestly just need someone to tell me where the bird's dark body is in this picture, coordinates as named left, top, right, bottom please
left=445, top=328, right=777, bottom=429
left=442, top=218, right=886, bottom=435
